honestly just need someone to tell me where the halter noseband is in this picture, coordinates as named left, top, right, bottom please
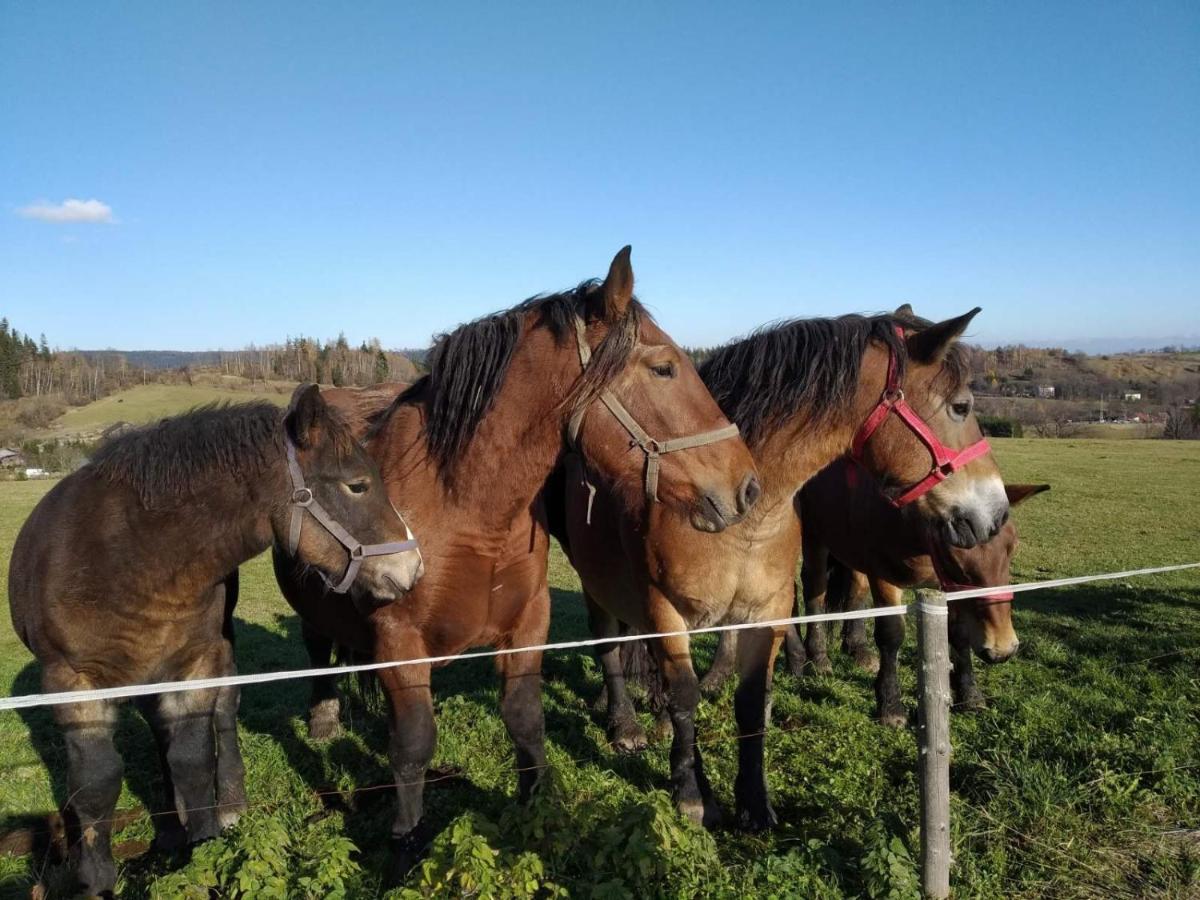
left=566, top=314, right=741, bottom=508
left=285, top=439, right=419, bottom=594
left=849, top=326, right=991, bottom=508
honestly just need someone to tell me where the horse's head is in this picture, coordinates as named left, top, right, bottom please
left=853, top=306, right=1008, bottom=550
left=278, top=383, right=423, bottom=605
left=569, top=247, right=760, bottom=532
left=936, top=483, right=1050, bottom=663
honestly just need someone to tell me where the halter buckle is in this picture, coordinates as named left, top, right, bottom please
left=350, top=544, right=365, bottom=559
left=882, top=387, right=905, bottom=406
left=292, top=487, right=314, bottom=507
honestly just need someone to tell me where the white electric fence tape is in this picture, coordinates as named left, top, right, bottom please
left=1, top=561, right=1196, bottom=712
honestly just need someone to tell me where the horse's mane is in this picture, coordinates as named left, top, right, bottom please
left=375, top=282, right=644, bottom=481
left=700, top=312, right=969, bottom=447
left=89, top=402, right=287, bottom=507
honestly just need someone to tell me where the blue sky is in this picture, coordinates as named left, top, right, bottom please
left=2, top=2, right=1197, bottom=352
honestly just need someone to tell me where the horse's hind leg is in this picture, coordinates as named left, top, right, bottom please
left=588, top=596, right=648, bottom=754
left=782, top=579, right=807, bottom=676
left=303, top=623, right=343, bottom=740
left=648, top=590, right=720, bottom=828
left=55, top=692, right=122, bottom=897
left=839, top=568, right=880, bottom=674
left=214, top=572, right=247, bottom=828
left=802, top=543, right=834, bottom=675
left=872, top=579, right=908, bottom=728
left=698, top=631, right=737, bottom=697
left=734, top=621, right=784, bottom=831
left=498, top=586, right=549, bottom=798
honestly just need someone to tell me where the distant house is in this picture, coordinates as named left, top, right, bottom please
left=0, top=448, right=26, bottom=469
left=23, top=467, right=48, bottom=479
left=1037, top=385, right=1056, bottom=399
left=1123, top=391, right=1142, bottom=402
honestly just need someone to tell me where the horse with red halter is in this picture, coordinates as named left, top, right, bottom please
left=272, top=247, right=759, bottom=878
left=698, top=460, right=1050, bottom=723
left=7, top=386, right=422, bottom=897
left=548, top=308, right=1007, bottom=831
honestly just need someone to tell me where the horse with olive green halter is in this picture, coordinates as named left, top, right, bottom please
left=566, top=313, right=741, bottom=522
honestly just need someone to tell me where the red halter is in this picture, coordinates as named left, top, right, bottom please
left=849, top=326, right=992, bottom=508
left=928, top=552, right=1014, bottom=607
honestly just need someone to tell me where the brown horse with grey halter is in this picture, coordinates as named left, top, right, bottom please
left=549, top=308, right=1008, bottom=831
left=698, top=460, right=1049, bottom=722
left=7, top=385, right=422, bottom=898
left=273, top=247, right=759, bottom=878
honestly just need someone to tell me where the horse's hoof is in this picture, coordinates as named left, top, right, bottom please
left=849, top=647, right=880, bottom=674
left=736, top=802, right=779, bottom=832
left=152, top=822, right=188, bottom=853
left=806, top=657, right=833, bottom=677
left=878, top=709, right=907, bottom=729
left=954, top=695, right=988, bottom=713
left=308, top=700, right=343, bottom=740
left=609, top=725, right=649, bottom=755
left=677, top=796, right=722, bottom=829
left=217, top=802, right=246, bottom=830
left=386, top=825, right=432, bottom=887
left=698, top=673, right=729, bottom=697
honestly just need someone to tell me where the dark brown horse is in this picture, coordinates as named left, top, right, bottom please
left=550, top=309, right=1008, bottom=831
left=7, top=385, right=422, bottom=897
left=273, top=247, right=759, bottom=877
left=699, top=460, right=1049, bottom=723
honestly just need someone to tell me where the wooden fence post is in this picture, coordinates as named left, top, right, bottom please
left=917, top=588, right=952, bottom=899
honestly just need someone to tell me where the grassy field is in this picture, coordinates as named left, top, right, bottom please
left=38, top=382, right=296, bottom=438
left=1, top=439, right=1199, bottom=897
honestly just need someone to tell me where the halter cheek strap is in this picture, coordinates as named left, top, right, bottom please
left=566, top=314, right=740, bottom=508
left=285, top=439, right=419, bottom=594
left=849, top=326, right=992, bottom=508
left=928, top=552, right=1014, bottom=607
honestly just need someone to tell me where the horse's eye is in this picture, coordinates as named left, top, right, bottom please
left=345, top=481, right=370, bottom=495
left=951, top=401, right=972, bottom=418
left=651, top=362, right=676, bottom=379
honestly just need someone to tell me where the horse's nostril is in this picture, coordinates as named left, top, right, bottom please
left=738, top=474, right=761, bottom=513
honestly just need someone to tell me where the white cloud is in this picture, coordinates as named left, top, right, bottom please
left=17, top=198, right=115, bottom=224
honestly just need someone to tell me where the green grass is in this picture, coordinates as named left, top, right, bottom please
left=2, top=439, right=1199, bottom=897
left=42, top=383, right=294, bottom=437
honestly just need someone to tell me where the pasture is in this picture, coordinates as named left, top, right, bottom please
left=1, top=438, right=1198, bottom=898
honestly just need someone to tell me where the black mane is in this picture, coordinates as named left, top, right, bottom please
left=700, top=314, right=908, bottom=447
left=89, top=402, right=284, bottom=507
left=383, top=282, right=644, bottom=480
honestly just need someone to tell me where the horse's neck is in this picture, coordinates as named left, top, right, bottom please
left=749, top=347, right=890, bottom=518
left=377, top=337, right=575, bottom=535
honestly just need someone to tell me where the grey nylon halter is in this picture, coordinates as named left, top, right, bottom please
left=285, top=439, right=419, bottom=593
left=566, top=314, right=741, bottom=518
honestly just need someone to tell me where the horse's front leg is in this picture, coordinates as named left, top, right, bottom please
left=498, top=586, right=549, bottom=799
left=801, top=545, right=833, bottom=675
left=302, top=622, right=344, bottom=740
left=782, top=579, right=807, bottom=676
left=840, top=568, right=880, bottom=674
left=214, top=571, right=247, bottom=828
left=950, top=618, right=987, bottom=711
left=376, top=633, right=436, bottom=885
left=588, top=596, right=649, bottom=753
left=698, top=631, right=738, bottom=697
left=734, top=611, right=785, bottom=831
left=871, top=578, right=907, bottom=727
left=648, top=591, right=721, bottom=828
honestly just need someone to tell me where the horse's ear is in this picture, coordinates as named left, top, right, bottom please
left=285, top=383, right=328, bottom=448
left=1005, top=483, right=1051, bottom=506
left=591, top=245, right=634, bottom=322
left=894, top=303, right=914, bottom=317
left=907, top=307, right=980, bottom=364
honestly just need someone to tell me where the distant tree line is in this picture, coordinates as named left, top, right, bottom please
left=1, top=321, right=421, bottom=405
left=210, top=334, right=419, bottom=387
